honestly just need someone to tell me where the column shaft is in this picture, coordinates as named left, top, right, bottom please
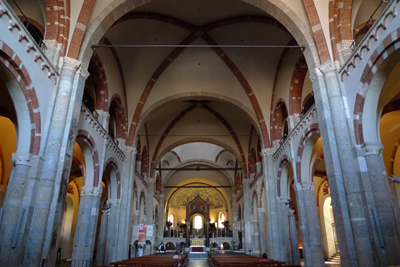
left=95, top=210, right=109, bottom=266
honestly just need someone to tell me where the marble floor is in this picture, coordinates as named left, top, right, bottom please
left=186, top=258, right=210, bottom=267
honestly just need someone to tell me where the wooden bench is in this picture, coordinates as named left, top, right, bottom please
left=106, top=253, right=188, bottom=267
left=207, top=251, right=300, bottom=267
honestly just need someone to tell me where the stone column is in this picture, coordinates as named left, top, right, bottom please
left=288, top=210, right=300, bottom=265
left=294, top=182, right=324, bottom=267
left=205, top=221, right=210, bottom=247
left=95, top=209, right=109, bottom=266
left=185, top=221, right=191, bottom=246
left=261, top=148, right=280, bottom=260
left=115, top=147, right=137, bottom=261
left=231, top=194, right=239, bottom=245
left=23, top=57, right=88, bottom=267
left=0, top=153, right=32, bottom=266
left=359, top=143, right=400, bottom=265
left=242, top=179, right=252, bottom=254
left=157, top=194, right=165, bottom=243
left=71, top=186, right=102, bottom=267
left=145, top=179, right=155, bottom=255
left=104, top=199, right=120, bottom=264
left=286, top=115, right=300, bottom=132
left=257, top=207, right=267, bottom=256
left=96, top=110, right=110, bottom=130
left=278, top=197, right=292, bottom=264
left=311, top=61, right=375, bottom=267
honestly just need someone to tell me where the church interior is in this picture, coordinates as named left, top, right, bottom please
left=0, top=0, right=400, bottom=266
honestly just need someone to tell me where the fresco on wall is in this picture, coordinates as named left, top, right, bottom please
left=168, top=184, right=225, bottom=209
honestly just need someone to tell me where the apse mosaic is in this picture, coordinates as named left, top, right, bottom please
left=168, top=185, right=225, bottom=209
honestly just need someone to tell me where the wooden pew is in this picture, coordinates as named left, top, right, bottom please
left=107, top=253, right=188, bottom=267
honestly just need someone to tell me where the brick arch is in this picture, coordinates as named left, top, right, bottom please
left=136, top=136, right=142, bottom=161
left=215, top=149, right=228, bottom=163
left=89, top=53, right=108, bottom=111
left=76, top=130, right=100, bottom=187
left=295, top=124, right=320, bottom=183
left=0, top=43, right=41, bottom=155
left=289, top=56, right=308, bottom=115
left=104, top=157, right=121, bottom=199
left=302, top=0, right=331, bottom=63
left=277, top=155, right=292, bottom=197
left=109, top=94, right=127, bottom=139
left=44, top=0, right=70, bottom=56
left=311, top=154, right=325, bottom=183
left=353, top=30, right=400, bottom=144
left=155, top=173, right=161, bottom=193
left=271, top=99, right=288, bottom=141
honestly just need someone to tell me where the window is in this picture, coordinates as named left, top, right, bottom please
left=219, top=213, right=225, bottom=228
left=194, top=215, right=203, bottom=229
left=170, top=214, right=174, bottom=228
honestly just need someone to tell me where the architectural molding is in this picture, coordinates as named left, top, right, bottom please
left=80, top=185, right=103, bottom=197
left=12, top=152, right=32, bottom=166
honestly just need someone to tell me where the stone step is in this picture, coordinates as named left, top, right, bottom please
left=188, top=252, right=207, bottom=258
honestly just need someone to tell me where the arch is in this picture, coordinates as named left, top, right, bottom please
left=109, top=94, right=128, bottom=139
left=271, top=99, right=289, bottom=141
left=0, top=42, right=41, bottom=155
left=88, top=53, right=108, bottom=112
left=277, top=155, right=292, bottom=197
left=353, top=30, right=400, bottom=144
left=141, top=146, right=149, bottom=176
left=289, top=56, right=308, bottom=115
left=295, top=124, right=320, bottom=183
left=103, top=157, right=121, bottom=199
left=139, top=190, right=146, bottom=223
left=76, top=130, right=100, bottom=187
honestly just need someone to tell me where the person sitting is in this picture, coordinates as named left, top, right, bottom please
left=159, top=243, right=165, bottom=253
left=260, top=253, right=269, bottom=261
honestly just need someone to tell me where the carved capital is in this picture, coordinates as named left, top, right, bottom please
left=337, top=40, right=353, bottom=53
left=261, top=148, right=274, bottom=157
left=279, top=197, right=291, bottom=203
left=81, top=185, right=103, bottom=197
left=319, top=60, right=336, bottom=75
left=295, top=182, right=314, bottom=191
left=107, top=198, right=120, bottom=206
left=62, top=57, right=81, bottom=71
left=12, top=153, right=32, bottom=166
left=242, top=179, right=251, bottom=185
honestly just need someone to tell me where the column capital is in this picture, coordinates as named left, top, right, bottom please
left=295, top=182, right=314, bottom=191
left=62, top=57, right=81, bottom=71
left=107, top=198, right=120, bottom=206
left=77, top=63, right=90, bottom=80
left=278, top=197, right=291, bottom=203
left=318, top=60, right=336, bottom=75
left=231, top=194, right=238, bottom=200
left=146, top=178, right=155, bottom=185
left=261, top=148, right=274, bottom=157
left=242, top=179, right=251, bottom=185
left=12, top=152, right=32, bottom=166
left=81, top=185, right=103, bottom=197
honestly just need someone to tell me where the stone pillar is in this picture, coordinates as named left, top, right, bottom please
left=359, top=143, right=400, bottom=265
left=278, top=197, right=292, bottom=264
left=288, top=210, right=300, bottom=265
left=157, top=194, right=165, bottom=243
left=311, top=61, right=375, bottom=267
left=389, top=181, right=400, bottom=241
left=104, top=199, right=120, bottom=264
left=185, top=221, right=191, bottom=246
left=205, top=221, right=210, bottom=247
left=71, top=186, right=102, bottom=267
left=145, top=179, right=155, bottom=255
left=242, top=179, right=252, bottom=254
left=96, top=110, right=110, bottom=130
left=20, top=57, right=88, bottom=267
left=95, top=209, right=109, bottom=266
left=294, top=182, right=324, bottom=267
left=261, top=148, right=280, bottom=260
left=286, top=115, right=300, bottom=132
left=0, top=153, right=32, bottom=266
left=231, top=194, right=239, bottom=246
left=252, top=209, right=260, bottom=256
left=257, top=207, right=267, bottom=256
left=115, top=147, right=137, bottom=261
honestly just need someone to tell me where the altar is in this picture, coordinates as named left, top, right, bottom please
left=190, top=238, right=205, bottom=246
